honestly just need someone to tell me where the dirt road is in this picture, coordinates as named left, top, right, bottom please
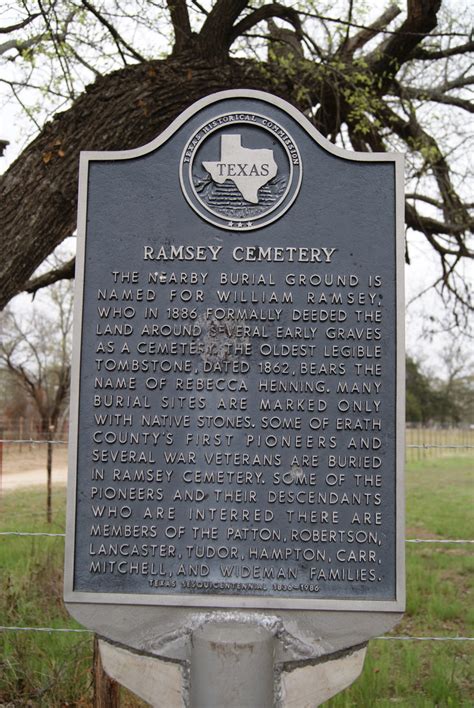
left=1, top=445, right=69, bottom=492
left=2, top=465, right=68, bottom=491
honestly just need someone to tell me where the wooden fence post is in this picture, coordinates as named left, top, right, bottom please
left=93, top=636, right=121, bottom=707
left=46, top=425, right=53, bottom=524
left=19, top=416, right=24, bottom=452
left=0, top=426, right=3, bottom=496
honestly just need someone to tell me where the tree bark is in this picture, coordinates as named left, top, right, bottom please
left=0, top=57, right=291, bottom=310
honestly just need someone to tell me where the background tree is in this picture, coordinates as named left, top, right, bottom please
left=0, top=0, right=472, bottom=321
left=406, top=356, right=438, bottom=423
left=0, top=277, right=73, bottom=520
left=436, top=341, right=474, bottom=423
left=0, top=278, right=73, bottom=436
left=0, top=366, right=29, bottom=420
left=405, top=353, right=474, bottom=424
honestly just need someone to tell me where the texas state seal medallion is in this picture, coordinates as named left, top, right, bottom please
left=180, top=112, right=302, bottom=231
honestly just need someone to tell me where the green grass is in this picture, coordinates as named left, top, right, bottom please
left=1, top=457, right=473, bottom=706
left=0, top=488, right=94, bottom=706
left=325, top=457, right=474, bottom=707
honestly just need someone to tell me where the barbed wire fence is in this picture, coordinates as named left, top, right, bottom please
left=0, top=430, right=473, bottom=698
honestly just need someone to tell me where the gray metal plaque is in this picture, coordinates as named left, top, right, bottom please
left=65, top=90, right=404, bottom=612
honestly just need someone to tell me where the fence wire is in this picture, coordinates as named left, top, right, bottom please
left=1, top=434, right=473, bottom=652
left=0, top=438, right=68, bottom=445
left=0, top=625, right=472, bottom=642
left=1, top=531, right=473, bottom=544
left=2, top=438, right=474, bottom=449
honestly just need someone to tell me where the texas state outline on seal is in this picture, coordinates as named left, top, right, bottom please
left=202, top=134, right=278, bottom=204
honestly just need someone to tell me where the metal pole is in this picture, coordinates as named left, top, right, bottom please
left=190, top=622, right=274, bottom=708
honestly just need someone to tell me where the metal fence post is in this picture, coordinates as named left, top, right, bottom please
left=190, top=622, right=274, bottom=708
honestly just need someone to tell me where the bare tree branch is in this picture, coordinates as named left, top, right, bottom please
left=406, top=192, right=443, bottom=208
left=368, top=0, right=442, bottom=87
left=405, top=202, right=474, bottom=244
left=410, top=39, right=474, bottom=60
left=190, top=0, right=209, bottom=16
left=340, top=3, right=401, bottom=55
left=80, top=0, right=146, bottom=63
left=439, top=75, right=474, bottom=91
left=390, top=81, right=474, bottom=113
left=0, top=33, right=46, bottom=57
left=298, top=7, right=467, bottom=38
left=230, top=3, right=302, bottom=45
left=0, top=13, right=40, bottom=34
left=376, top=99, right=472, bottom=244
left=1, top=288, right=73, bottom=431
left=24, top=258, right=76, bottom=297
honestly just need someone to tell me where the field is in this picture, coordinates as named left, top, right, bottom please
left=0, top=448, right=473, bottom=706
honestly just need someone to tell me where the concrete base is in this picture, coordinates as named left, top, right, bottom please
left=99, top=629, right=367, bottom=707
left=279, top=646, right=367, bottom=707
left=99, top=640, right=184, bottom=707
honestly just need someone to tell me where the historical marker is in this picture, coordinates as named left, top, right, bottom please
left=65, top=90, right=404, bottom=617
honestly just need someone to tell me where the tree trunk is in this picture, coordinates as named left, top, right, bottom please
left=0, top=57, right=291, bottom=309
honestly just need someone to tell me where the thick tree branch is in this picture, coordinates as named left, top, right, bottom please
left=167, top=0, right=193, bottom=56
left=368, top=0, right=441, bottom=88
left=405, top=202, right=474, bottom=244
left=24, top=258, right=76, bottom=297
left=409, top=39, right=474, bottom=60
left=198, top=0, right=248, bottom=59
left=230, top=3, right=302, bottom=45
left=390, top=81, right=474, bottom=112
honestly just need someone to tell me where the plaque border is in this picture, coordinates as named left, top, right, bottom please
left=65, top=89, right=405, bottom=613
